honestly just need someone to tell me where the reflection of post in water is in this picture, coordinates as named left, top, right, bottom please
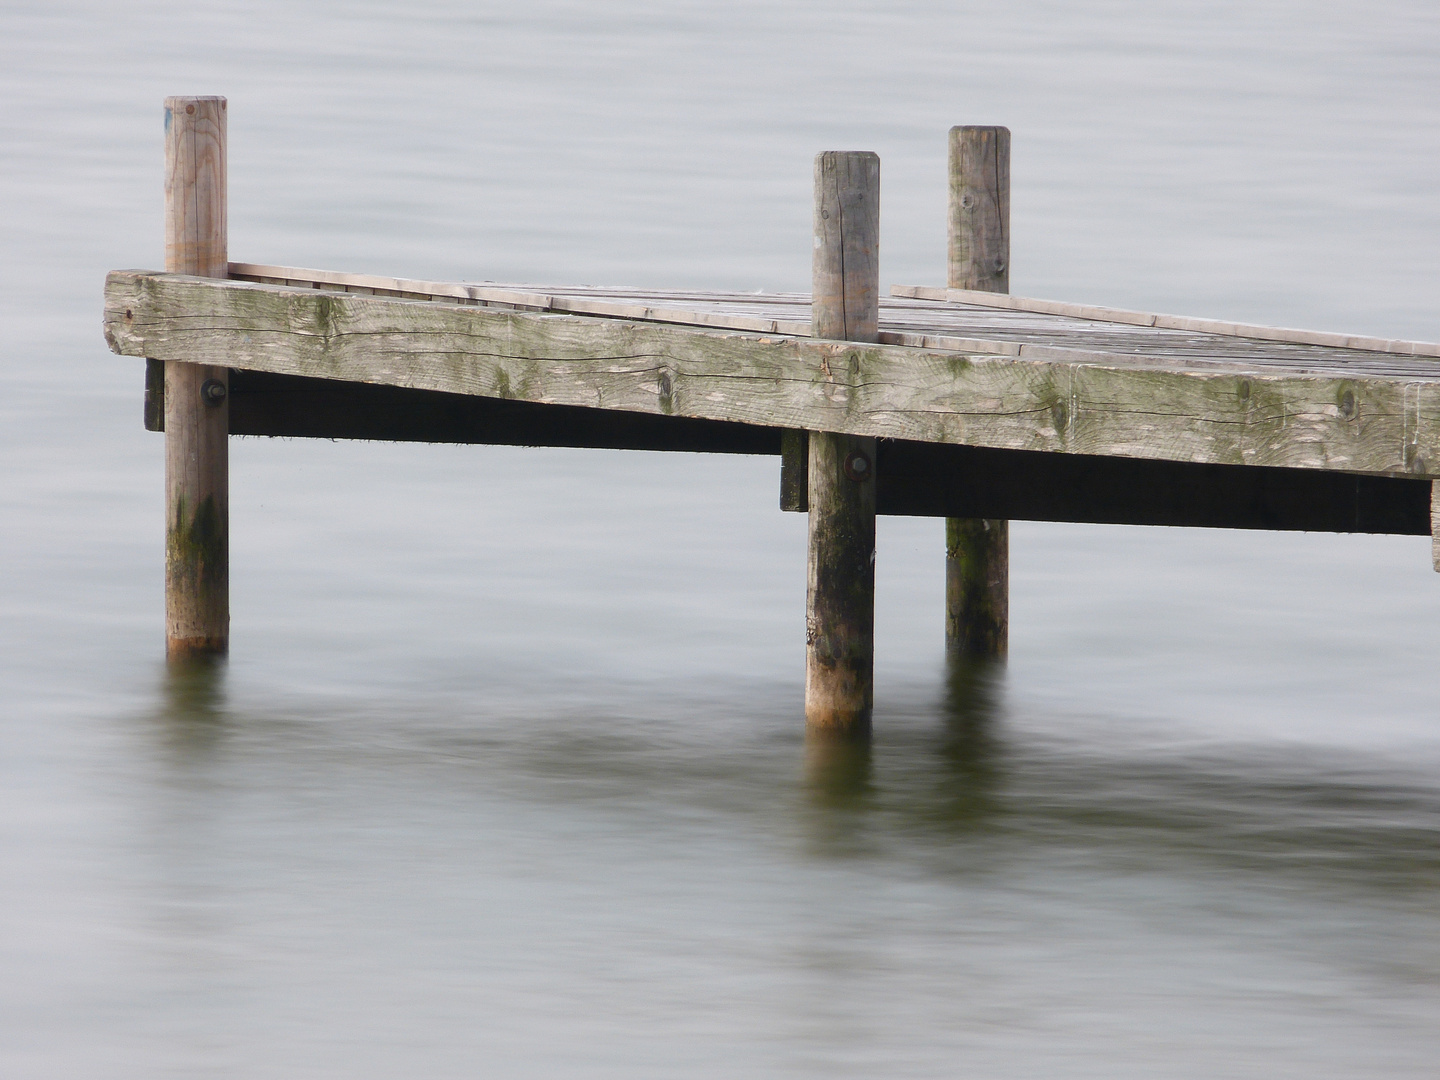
left=936, top=657, right=1004, bottom=825
left=803, top=732, right=874, bottom=812
left=158, top=654, right=228, bottom=755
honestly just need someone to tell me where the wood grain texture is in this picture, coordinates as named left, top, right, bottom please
left=948, top=126, right=1009, bottom=293
left=945, top=517, right=1007, bottom=656
left=1433, top=480, right=1439, bottom=572
left=162, top=98, right=228, bottom=659
left=144, top=357, right=165, bottom=431
left=228, top=263, right=1440, bottom=370
left=780, top=429, right=809, bottom=511
left=812, top=152, right=880, bottom=342
left=104, top=272, right=1440, bottom=479
left=946, top=126, right=1011, bottom=659
left=806, top=431, right=876, bottom=735
left=893, top=284, right=1440, bottom=359
left=166, top=98, right=227, bottom=278
left=807, top=152, right=880, bottom=733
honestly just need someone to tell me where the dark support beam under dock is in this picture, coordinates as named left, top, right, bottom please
left=209, top=370, right=1431, bottom=536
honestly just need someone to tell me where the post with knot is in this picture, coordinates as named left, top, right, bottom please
left=162, top=96, right=230, bottom=659
left=806, top=151, right=880, bottom=737
left=945, top=125, right=1010, bottom=659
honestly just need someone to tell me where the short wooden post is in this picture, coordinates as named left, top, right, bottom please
left=163, top=96, right=229, bottom=659
left=807, top=151, right=879, bottom=736
left=1431, top=481, right=1439, bottom=572
left=945, top=126, right=1010, bottom=657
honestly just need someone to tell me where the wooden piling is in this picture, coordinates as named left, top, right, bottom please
left=807, top=151, right=879, bottom=735
left=945, top=126, right=1010, bottom=657
left=163, top=96, right=229, bottom=659
left=1432, top=481, right=1439, bottom=572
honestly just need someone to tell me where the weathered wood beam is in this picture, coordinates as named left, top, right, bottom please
left=893, top=284, right=1440, bottom=360
left=104, top=270, right=1440, bottom=480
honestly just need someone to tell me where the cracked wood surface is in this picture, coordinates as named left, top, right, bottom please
left=105, top=269, right=1440, bottom=479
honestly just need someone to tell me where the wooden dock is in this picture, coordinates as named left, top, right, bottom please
left=106, top=98, right=1440, bottom=736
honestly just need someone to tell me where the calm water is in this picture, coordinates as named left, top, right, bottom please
left=3, top=2, right=1440, bottom=1076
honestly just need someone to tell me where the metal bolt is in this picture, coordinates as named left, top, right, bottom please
left=843, top=451, right=872, bottom=482
left=201, top=379, right=227, bottom=405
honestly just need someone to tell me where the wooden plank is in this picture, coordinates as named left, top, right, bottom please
left=162, top=97, right=229, bottom=660
left=230, top=262, right=814, bottom=338
left=233, top=263, right=1440, bottom=370
left=892, top=284, right=1440, bottom=359
left=232, top=262, right=1440, bottom=374
left=104, top=271, right=1440, bottom=479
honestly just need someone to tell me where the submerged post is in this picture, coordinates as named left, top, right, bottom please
left=945, top=126, right=1010, bottom=657
left=807, top=151, right=879, bottom=736
left=163, top=96, right=229, bottom=659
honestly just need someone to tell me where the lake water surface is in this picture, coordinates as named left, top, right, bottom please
left=3, top=2, right=1439, bottom=1076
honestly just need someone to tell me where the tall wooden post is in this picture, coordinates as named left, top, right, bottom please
left=945, top=126, right=1010, bottom=657
left=807, top=151, right=879, bottom=736
left=163, top=96, right=229, bottom=659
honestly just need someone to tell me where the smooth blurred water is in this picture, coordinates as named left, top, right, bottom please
left=3, top=2, right=1439, bottom=1076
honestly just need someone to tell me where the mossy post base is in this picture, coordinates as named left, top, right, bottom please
left=807, top=151, right=880, bottom=736
left=163, top=96, right=229, bottom=658
left=806, top=430, right=877, bottom=735
left=945, top=517, right=1008, bottom=657
left=946, top=125, right=1010, bottom=659
left=165, top=360, right=229, bottom=658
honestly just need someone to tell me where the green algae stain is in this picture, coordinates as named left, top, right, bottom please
left=167, top=492, right=227, bottom=593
